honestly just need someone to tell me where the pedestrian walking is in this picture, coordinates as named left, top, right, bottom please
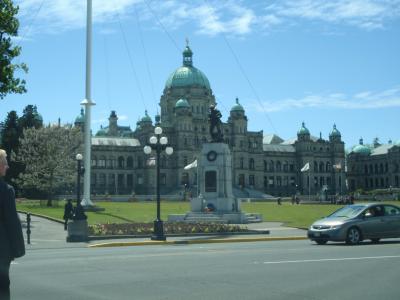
left=63, top=199, right=74, bottom=230
left=0, top=149, right=25, bottom=300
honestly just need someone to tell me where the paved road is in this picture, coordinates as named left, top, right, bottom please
left=11, top=238, right=400, bottom=300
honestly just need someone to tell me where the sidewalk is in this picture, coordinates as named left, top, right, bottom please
left=19, top=214, right=307, bottom=250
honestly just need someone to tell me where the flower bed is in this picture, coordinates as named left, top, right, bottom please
left=88, top=222, right=249, bottom=236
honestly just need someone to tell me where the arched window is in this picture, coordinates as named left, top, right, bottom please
left=91, top=156, right=97, bottom=167
left=379, top=163, right=384, bottom=174
left=326, top=162, right=331, bottom=172
left=240, top=157, right=244, bottom=169
left=264, top=160, right=268, bottom=172
left=314, top=162, right=318, bottom=172
left=118, top=156, right=125, bottom=168
left=249, top=158, right=255, bottom=170
left=127, top=156, right=133, bottom=168
left=375, top=164, right=378, bottom=174
left=319, top=162, right=324, bottom=172
left=369, top=165, right=373, bottom=174
left=283, top=161, right=288, bottom=172
left=364, top=165, right=368, bottom=174
left=269, top=160, right=274, bottom=172
left=99, top=156, right=106, bottom=168
left=276, top=161, right=282, bottom=172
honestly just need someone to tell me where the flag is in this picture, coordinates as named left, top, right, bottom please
left=147, top=157, right=156, bottom=166
left=301, top=162, right=310, bottom=172
left=333, top=163, right=342, bottom=170
left=184, top=159, right=197, bottom=170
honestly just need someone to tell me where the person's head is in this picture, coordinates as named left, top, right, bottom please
left=0, top=149, right=9, bottom=177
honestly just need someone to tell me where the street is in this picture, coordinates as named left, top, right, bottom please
left=11, top=239, right=400, bottom=300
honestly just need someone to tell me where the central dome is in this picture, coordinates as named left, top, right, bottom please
left=165, top=45, right=211, bottom=90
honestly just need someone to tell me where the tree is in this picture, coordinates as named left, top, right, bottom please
left=0, top=0, right=28, bottom=99
left=13, top=125, right=83, bottom=205
left=0, top=110, right=22, bottom=183
left=18, top=105, right=43, bottom=129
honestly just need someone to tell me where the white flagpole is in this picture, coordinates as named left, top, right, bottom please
left=81, top=0, right=96, bottom=207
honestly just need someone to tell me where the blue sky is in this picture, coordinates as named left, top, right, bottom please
left=2, top=0, right=400, bottom=149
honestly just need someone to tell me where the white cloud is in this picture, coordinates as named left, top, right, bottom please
left=252, top=86, right=400, bottom=112
left=14, top=0, right=400, bottom=37
left=265, top=0, right=400, bottom=30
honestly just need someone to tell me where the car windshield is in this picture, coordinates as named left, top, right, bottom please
left=328, top=205, right=366, bottom=218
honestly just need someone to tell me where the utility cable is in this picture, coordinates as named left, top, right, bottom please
left=115, top=13, right=147, bottom=111
left=202, top=0, right=278, bottom=135
left=134, top=4, right=157, bottom=108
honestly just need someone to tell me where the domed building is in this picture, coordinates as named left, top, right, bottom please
left=87, top=43, right=346, bottom=197
left=347, top=138, right=400, bottom=191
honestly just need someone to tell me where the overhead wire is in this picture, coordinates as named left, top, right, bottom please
left=115, top=12, right=147, bottom=111
left=134, top=3, right=157, bottom=108
left=202, top=0, right=278, bottom=135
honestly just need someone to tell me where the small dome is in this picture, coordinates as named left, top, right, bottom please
left=96, top=126, right=107, bottom=137
left=394, top=140, right=400, bottom=146
left=75, top=108, right=85, bottom=124
left=141, top=110, right=152, bottom=123
left=352, top=138, right=371, bottom=155
left=297, top=122, right=310, bottom=135
left=329, top=124, right=341, bottom=137
left=175, top=98, right=190, bottom=108
left=231, top=97, right=244, bottom=112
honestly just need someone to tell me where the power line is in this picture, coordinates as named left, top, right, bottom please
left=134, top=4, right=157, bottom=108
left=202, top=0, right=278, bottom=135
left=115, top=13, right=147, bottom=111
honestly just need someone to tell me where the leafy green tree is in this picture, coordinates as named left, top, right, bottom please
left=13, top=125, right=82, bottom=205
left=0, top=110, right=22, bottom=184
left=18, top=104, right=43, bottom=129
left=0, top=0, right=28, bottom=99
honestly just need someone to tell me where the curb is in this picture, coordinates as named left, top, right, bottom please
left=18, top=210, right=64, bottom=225
left=89, top=236, right=308, bottom=248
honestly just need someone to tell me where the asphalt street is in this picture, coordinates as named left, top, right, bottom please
left=11, top=238, right=400, bottom=300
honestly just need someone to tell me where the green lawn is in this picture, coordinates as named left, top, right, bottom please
left=17, top=199, right=400, bottom=229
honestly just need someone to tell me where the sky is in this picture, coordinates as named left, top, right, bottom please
left=1, top=0, right=400, bottom=150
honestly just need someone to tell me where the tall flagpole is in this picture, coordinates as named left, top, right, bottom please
left=81, top=0, right=95, bottom=207
left=308, top=162, right=311, bottom=202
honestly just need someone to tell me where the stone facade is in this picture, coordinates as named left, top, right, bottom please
left=347, top=138, right=400, bottom=192
left=80, top=44, right=346, bottom=197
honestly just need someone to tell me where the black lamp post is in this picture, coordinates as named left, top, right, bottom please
left=74, top=154, right=87, bottom=220
left=144, top=126, right=173, bottom=241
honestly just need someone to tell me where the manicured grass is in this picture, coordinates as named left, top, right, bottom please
left=17, top=199, right=400, bottom=228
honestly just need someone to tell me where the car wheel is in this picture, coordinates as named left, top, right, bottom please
left=346, top=227, right=361, bottom=245
left=315, top=240, right=328, bottom=245
left=371, top=238, right=380, bottom=243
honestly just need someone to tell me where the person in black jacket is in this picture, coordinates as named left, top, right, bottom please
left=0, top=149, right=25, bottom=300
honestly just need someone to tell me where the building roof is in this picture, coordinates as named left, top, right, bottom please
left=263, top=144, right=296, bottom=152
left=370, top=144, right=396, bottom=156
left=91, top=137, right=140, bottom=147
left=263, top=134, right=284, bottom=144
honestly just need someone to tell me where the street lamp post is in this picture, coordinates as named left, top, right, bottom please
left=74, top=154, right=87, bottom=220
left=144, top=126, right=173, bottom=241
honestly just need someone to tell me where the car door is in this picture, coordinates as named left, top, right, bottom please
left=358, top=206, right=383, bottom=239
left=383, top=205, right=400, bottom=237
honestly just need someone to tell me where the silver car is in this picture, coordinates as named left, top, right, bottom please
left=308, top=203, right=400, bottom=245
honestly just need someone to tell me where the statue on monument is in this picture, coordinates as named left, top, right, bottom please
left=208, top=104, right=224, bottom=142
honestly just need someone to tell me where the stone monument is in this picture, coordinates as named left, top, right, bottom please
left=169, top=104, right=259, bottom=223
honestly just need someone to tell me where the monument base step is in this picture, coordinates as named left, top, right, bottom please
left=168, top=212, right=262, bottom=224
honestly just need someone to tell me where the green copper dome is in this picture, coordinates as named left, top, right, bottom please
left=297, top=122, right=310, bottom=135
left=175, top=98, right=190, bottom=108
left=394, top=140, right=400, bottom=146
left=75, top=108, right=85, bottom=124
left=352, top=138, right=371, bottom=155
left=141, top=110, right=152, bottom=123
left=231, top=97, right=244, bottom=112
left=329, top=124, right=341, bottom=137
left=165, top=44, right=211, bottom=90
left=96, top=126, right=107, bottom=137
